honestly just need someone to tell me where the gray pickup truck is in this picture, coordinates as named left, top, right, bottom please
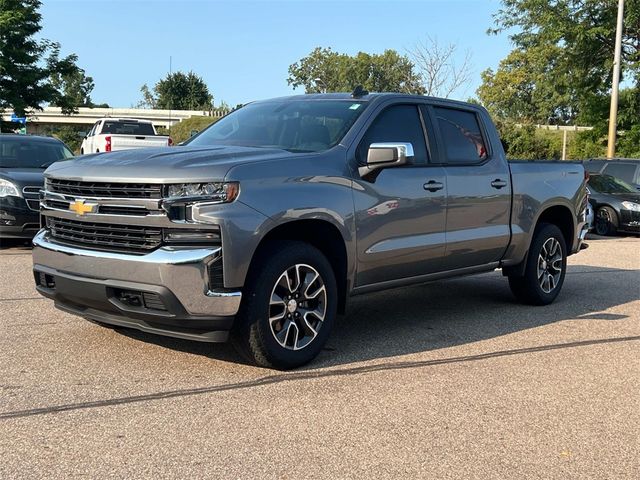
left=32, top=93, right=589, bottom=369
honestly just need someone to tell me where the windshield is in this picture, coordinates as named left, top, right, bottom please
left=588, top=174, right=637, bottom=194
left=0, top=137, right=74, bottom=168
left=102, top=121, right=155, bottom=136
left=187, top=100, right=366, bottom=152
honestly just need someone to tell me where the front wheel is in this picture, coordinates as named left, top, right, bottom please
left=595, top=206, right=618, bottom=236
left=508, top=223, right=567, bottom=305
left=233, top=241, right=337, bottom=370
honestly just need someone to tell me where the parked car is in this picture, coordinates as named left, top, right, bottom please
left=584, top=158, right=640, bottom=191
left=80, top=118, right=172, bottom=154
left=587, top=173, right=640, bottom=236
left=0, top=134, right=74, bottom=241
left=33, top=93, right=588, bottom=369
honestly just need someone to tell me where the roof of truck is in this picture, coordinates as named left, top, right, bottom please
left=256, top=92, right=477, bottom=109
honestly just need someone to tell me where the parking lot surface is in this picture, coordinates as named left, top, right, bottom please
left=1, top=235, right=639, bottom=479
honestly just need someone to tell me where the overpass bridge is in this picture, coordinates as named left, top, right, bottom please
left=1, top=107, right=228, bottom=134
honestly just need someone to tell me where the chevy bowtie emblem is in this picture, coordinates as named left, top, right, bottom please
left=69, top=199, right=97, bottom=216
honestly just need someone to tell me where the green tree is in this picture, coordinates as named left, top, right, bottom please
left=0, top=0, right=89, bottom=117
left=137, top=71, right=214, bottom=110
left=479, top=0, right=639, bottom=126
left=287, top=47, right=424, bottom=94
left=49, top=68, right=95, bottom=107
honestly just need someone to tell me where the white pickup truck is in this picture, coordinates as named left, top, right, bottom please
left=80, top=118, right=172, bottom=154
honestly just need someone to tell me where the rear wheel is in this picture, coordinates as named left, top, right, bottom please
left=508, top=223, right=567, bottom=305
left=233, top=241, right=337, bottom=370
left=595, top=206, right=618, bottom=236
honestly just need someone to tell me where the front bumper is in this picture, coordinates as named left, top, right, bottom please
left=619, top=210, right=640, bottom=233
left=0, top=196, right=40, bottom=239
left=32, top=230, right=242, bottom=342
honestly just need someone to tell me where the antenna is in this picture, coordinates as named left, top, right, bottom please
left=169, top=56, right=172, bottom=134
left=351, top=85, right=369, bottom=98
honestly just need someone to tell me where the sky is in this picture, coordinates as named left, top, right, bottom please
left=39, top=0, right=513, bottom=108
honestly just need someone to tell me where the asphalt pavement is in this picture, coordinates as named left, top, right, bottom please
left=0, top=234, right=638, bottom=479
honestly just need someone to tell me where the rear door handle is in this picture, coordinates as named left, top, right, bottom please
left=491, top=179, right=508, bottom=189
left=423, top=180, right=444, bottom=192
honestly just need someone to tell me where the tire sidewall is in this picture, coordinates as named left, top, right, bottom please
left=242, top=242, right=337, bottom=369
left=595, top=206, right=616, bottom=236
left=526, top=224, right=567, bottom=303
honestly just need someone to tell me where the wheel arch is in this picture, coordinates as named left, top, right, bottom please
left=247, top=219, right=350, bottom=313
left=504, top=203, right=575, bottom=278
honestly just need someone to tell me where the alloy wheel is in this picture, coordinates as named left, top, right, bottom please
left=268, top=264, right=327, bottom=351
left=537, top=237, right=563, bottom=294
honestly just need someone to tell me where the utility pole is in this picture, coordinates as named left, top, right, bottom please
left=607, top=0, right=625, bottom=159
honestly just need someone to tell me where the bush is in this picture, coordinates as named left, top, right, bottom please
left=169, top=116, right=220, bottom=144
left=497, top=123, right=560, bottom=160
left=617, top=125, right=640, bottom=158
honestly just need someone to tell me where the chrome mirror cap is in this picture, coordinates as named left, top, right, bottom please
left=359, top=142, right=414, bottom=177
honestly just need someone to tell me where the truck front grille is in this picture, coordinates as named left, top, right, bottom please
left=47, top=179, right=162, bottom=198
left=47, top=217, right=162, bottom=254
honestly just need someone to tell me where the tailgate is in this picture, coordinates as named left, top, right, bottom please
left=110, top=135, right=169, bottom=151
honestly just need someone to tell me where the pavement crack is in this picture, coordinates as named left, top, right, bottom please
left=1, top=335, right=639, bottom=421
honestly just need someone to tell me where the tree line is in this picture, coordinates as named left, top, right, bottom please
left=1, top=0, right=637, bottom=158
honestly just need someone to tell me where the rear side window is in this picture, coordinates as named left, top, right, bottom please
left=602, top=163, right=637, bottom=184
left=101, top=121, right=155, bottom=136
left=358, top=105, right=428, bottom=164
left=434, top=107, right=487, bottom=164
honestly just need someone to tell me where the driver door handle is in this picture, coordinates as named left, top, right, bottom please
left=491, top=179, right=508, bottom=189
left=424, top=180, right=444, bottom=192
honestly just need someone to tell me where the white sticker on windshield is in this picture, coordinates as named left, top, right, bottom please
left=349, top=104, right=361, bottom=110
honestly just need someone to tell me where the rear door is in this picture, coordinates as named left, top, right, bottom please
left=352, top=103, right=447, bottom=286
left=427, top=105, right=512, bottom=270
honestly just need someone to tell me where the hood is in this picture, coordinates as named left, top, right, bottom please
left=0, top=167, right=45, bottom=188
left=611, top=192, right=640, bottom=203
left=592, top=190, right=640, bottom=204
left=44, top=145, right=294, bottom=183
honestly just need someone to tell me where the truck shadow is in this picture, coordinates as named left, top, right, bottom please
left=118, top=264, right=638, bottom=369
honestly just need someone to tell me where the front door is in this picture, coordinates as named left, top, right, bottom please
left=352, top=103, right=447, bottom=287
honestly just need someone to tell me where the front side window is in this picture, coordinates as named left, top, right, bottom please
left=0, top=139, right=74, bottom=168
left=188, top=100, right=366, bottom=153
left=358, top=105, right=428, bottom=164
left=434, top=107, right=487, bottom=164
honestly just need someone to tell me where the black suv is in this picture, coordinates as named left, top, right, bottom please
left=0, top=135, right=74, bottom=240
left=584, top=158, right=640, bottom=191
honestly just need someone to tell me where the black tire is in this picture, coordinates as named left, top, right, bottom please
left=594, top=206, right=618, bottom=236
left=508, top=223, right=567, bottom=306
left=80, top=148, right=84, bottom=155
left=233, top=241, right=337, bottom=370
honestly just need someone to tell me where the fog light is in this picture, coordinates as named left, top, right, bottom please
left=0, top=210, right=16, bottom=226
left=163, top=229, right=220, bottom=243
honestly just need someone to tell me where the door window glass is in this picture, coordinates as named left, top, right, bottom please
left=434, top=107, right=487, bottom=164
left=359, top=105, right=428, bottom=164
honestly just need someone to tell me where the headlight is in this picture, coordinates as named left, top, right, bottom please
left=621, top=201, right=640, bottom=212
left=165, top=182, right=239, bottom=203
left=0, top=179, right=21, bottom=197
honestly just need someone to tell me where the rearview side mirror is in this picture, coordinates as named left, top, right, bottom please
left=359, top=142, right=414, bottom=177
